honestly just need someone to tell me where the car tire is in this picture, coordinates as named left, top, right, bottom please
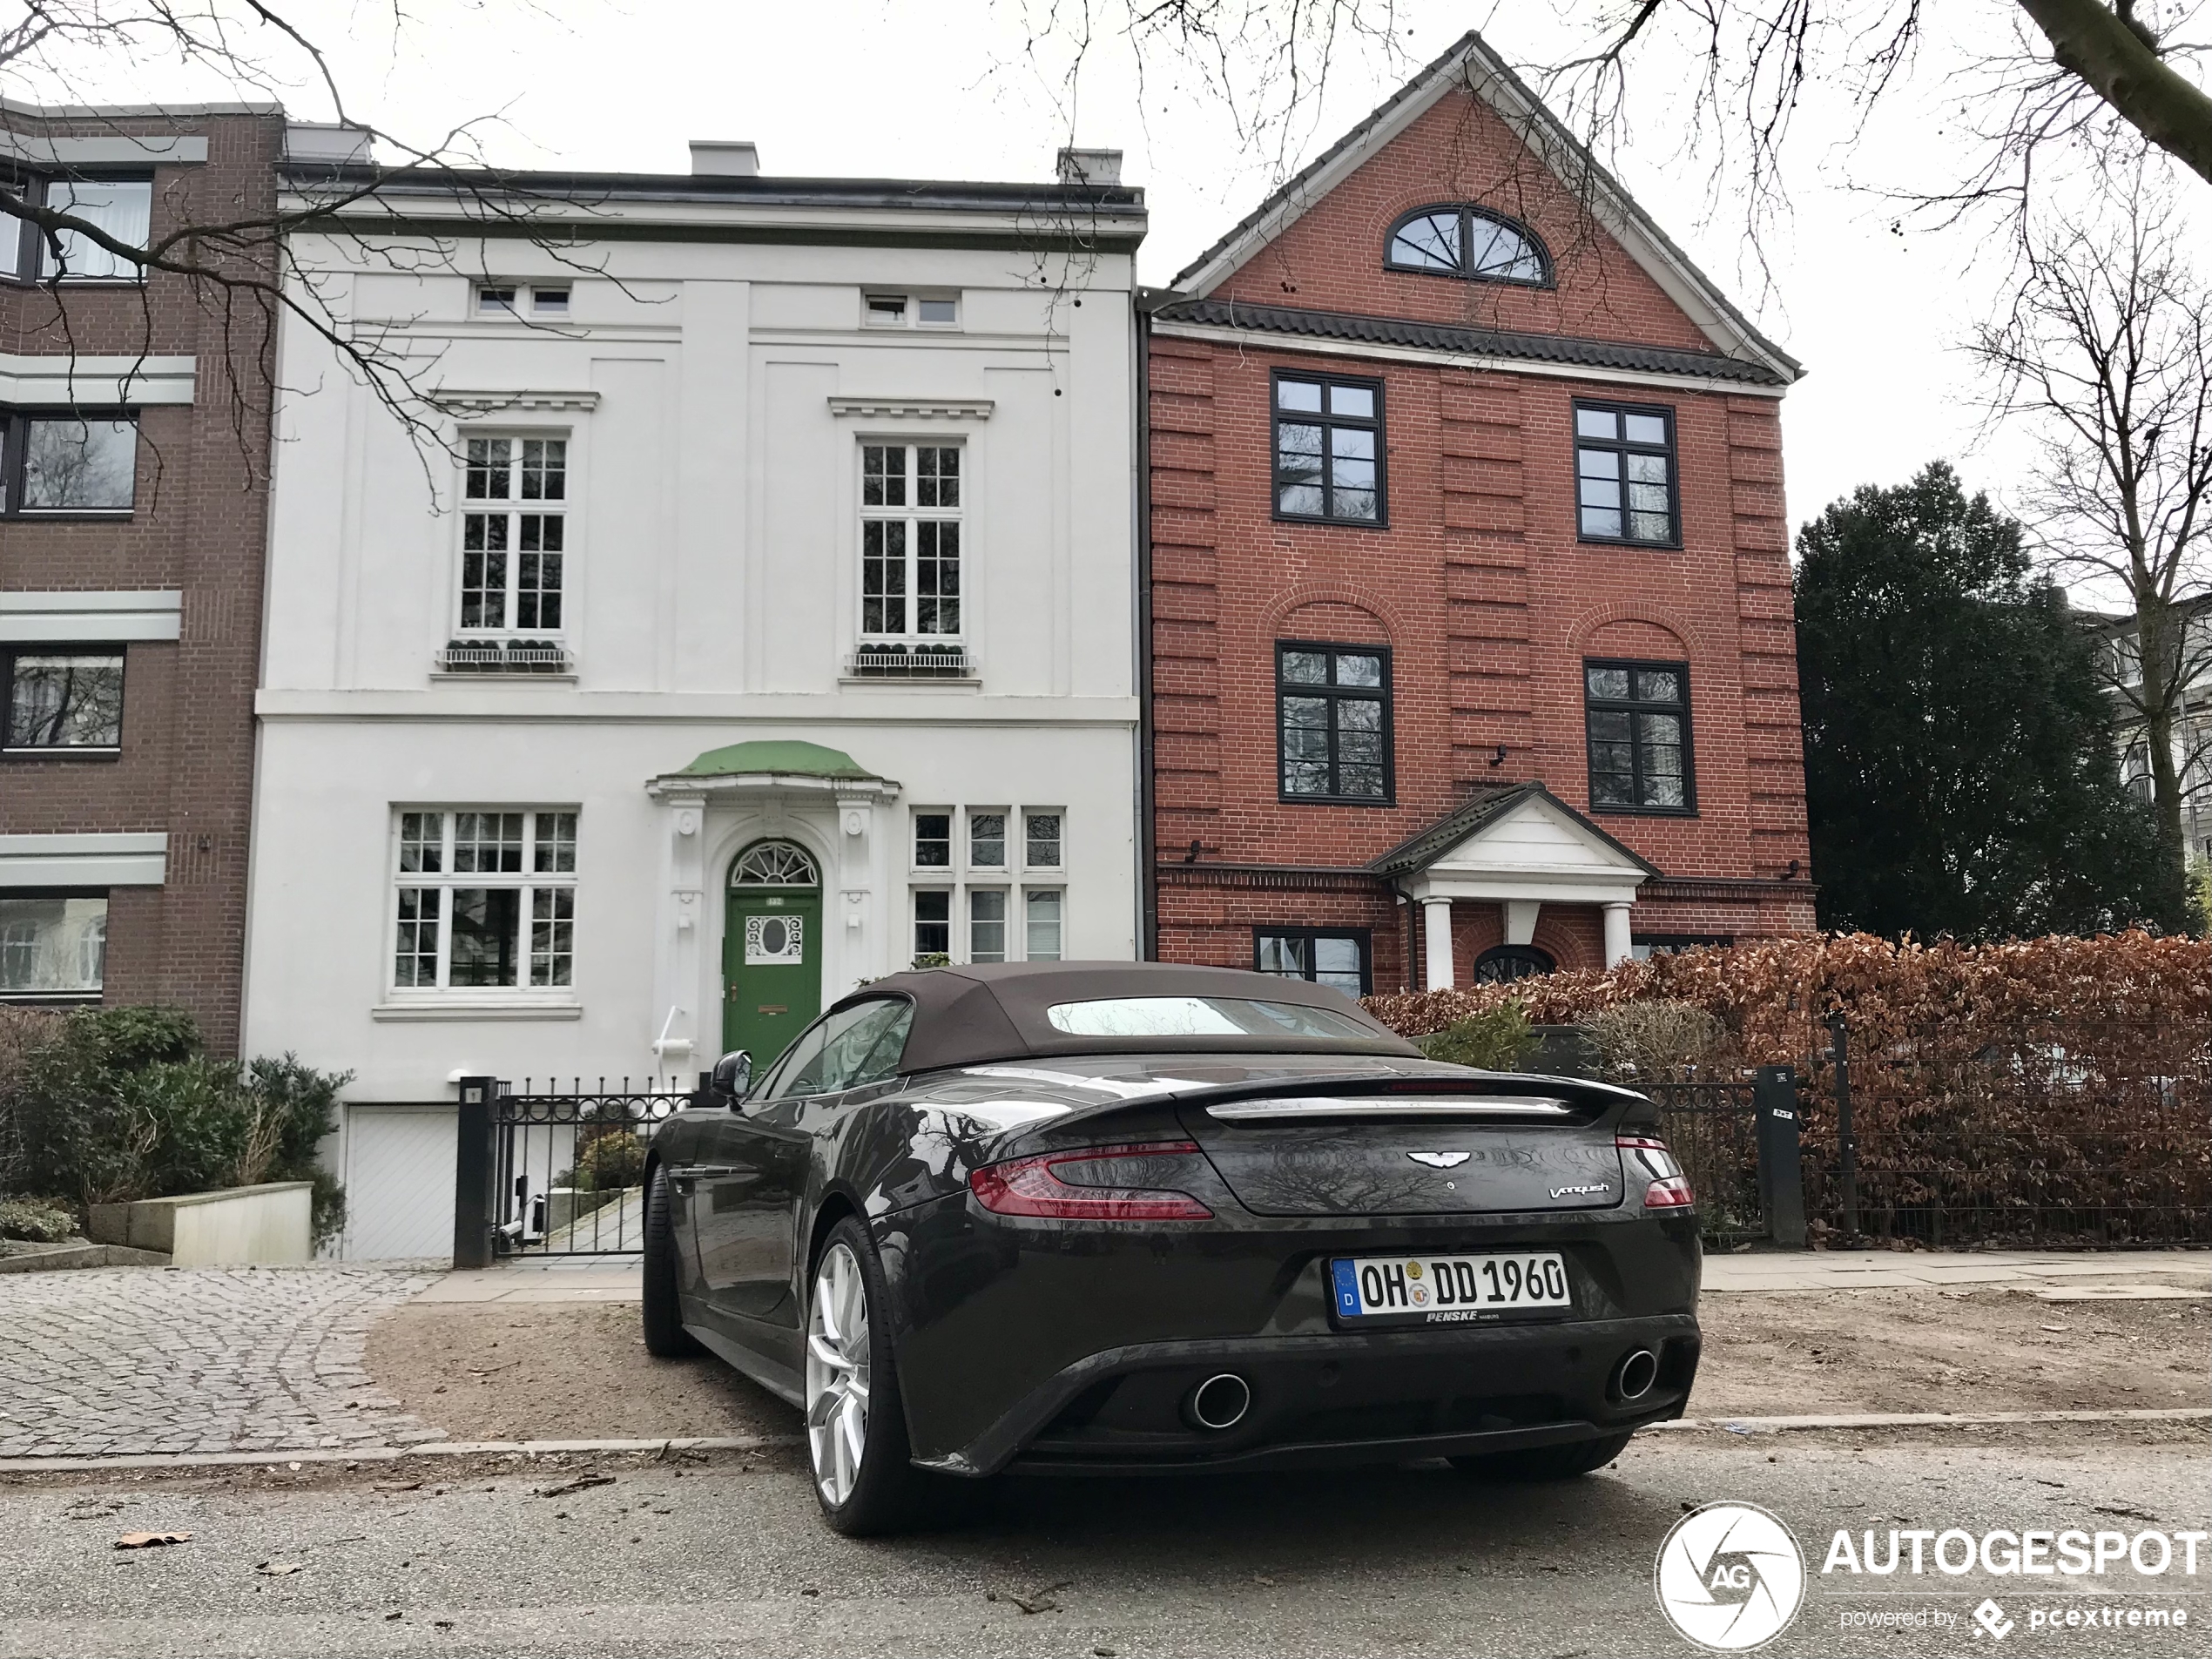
left=806, top=1217, right=943, bottom=1536
left=641, top=1164, right=703, bottom=1359
left=1449, top=1431, right=1635, bottom=1482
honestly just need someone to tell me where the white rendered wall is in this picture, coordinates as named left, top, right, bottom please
left=247, top=227, right=1140, bottom=1103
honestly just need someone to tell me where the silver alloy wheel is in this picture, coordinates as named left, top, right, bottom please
left=806, top=1241, right=871, bottom=1506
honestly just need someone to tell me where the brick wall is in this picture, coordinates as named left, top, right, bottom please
left=1150, top=80, right=1814, bottom=988
left=0, top=110, right=284, bottom=1050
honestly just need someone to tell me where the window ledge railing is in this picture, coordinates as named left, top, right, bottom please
left=843, top=643, right=976, bottom=680
left=434, top=638, right=575, bottom=676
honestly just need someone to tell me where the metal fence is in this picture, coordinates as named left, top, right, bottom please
left=484, top=1079, right=695, bottom=1258
left=1797, top=1016, right=2211, bottom=1249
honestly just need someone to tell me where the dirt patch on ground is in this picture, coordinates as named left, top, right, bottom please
left=364, top=1290, right=2207, bottom=1444
left=363, top=1302, right=793, bottom=1442
left=1691, top=1288, right=2209, bottom=1418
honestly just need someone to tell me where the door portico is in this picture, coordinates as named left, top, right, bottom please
left=1371, top=783, right=1659, bottom=989
left=646, top=740, right=901, bottom=1076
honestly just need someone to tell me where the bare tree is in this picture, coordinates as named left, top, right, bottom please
left=0, top=1, right=595, bottom=466
left=1966, top=166, right=2212, bottom=888
left=1022, top=3, right=2210, bottom=255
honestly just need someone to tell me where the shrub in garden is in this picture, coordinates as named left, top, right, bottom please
left=1414, top=1003, right=1537, bottom=1071
left=571, top=1130, right=648, bottom=1192
left=0, top=1007, right=351, bottom=1248
left=1585, top=1000, right=1727, bottom=1082
left=0, top=1195, right=77, bottom=1244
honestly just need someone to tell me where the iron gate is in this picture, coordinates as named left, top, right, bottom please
left=454, top=1076, right=694, bottom=1263
left=1644, top=1067, right=1805, bottom=1248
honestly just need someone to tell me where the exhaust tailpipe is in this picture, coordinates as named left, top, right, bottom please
left=1615, top=1348, right=1660, bottom=1401
left=1185, top=1372, right=1251, bottom=1431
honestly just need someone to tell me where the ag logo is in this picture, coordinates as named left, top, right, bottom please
left=1654, top=1501, right=1805, bottom=1650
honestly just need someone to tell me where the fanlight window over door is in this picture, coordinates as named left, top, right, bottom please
left=731, top=841, right=819, bottom=887
left=1473, top=944, right=1555, bottom=984
left=1386, top=206, right=1550, bottom=286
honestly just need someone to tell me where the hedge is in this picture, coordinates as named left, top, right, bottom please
left=1366, top=932, right=2211, bottom=1246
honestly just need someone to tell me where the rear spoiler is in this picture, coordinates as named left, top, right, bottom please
left=1020, top=1070, right=1658, bottom=1143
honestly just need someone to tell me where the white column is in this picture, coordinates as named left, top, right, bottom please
left=1422, top=898, right=1455, bottom=991
left=1502, top=900, right=1541, bottom=946
left=1602, top=901, right=1634, bottom=967
left=835, top=792, right=876, bottom=990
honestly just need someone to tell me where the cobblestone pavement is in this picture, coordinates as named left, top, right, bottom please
left=0, top=1267, right=443, bottom=1459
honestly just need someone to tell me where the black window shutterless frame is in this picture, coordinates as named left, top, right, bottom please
left=1583, top=658, right=1696, bottom=815
left=1573, top=400, right=1680, bottom=548
left=1277, top=641, right=1395, bottom=805
left=1, top=642, right=126, bottom=754
left=0, top=410, right=139, bottom=516
left=1252, top=927, right=1372, bottom=995
left=1271, top=370, right=1387, bottom=527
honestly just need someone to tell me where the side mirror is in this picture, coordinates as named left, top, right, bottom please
left=711, top=1049, right=752, bottom=1100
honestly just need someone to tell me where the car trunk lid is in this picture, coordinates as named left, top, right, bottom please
left=1174, top=1079, right=1630, bottom=1217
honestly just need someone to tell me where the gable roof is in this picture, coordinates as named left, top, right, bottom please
left=1170, top=30, right=1800, bottom=387
left=1367, top=781, right=1662, bottom=880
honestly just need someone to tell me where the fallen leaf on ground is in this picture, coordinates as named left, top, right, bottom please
left=256, top=1562, right=305, bottom=1576
left=987, top=1581, right=1071, bottom=1615
left=113, top=1532, right=190, bottom=1549
left=535, top=1474, right=615, bottom=1499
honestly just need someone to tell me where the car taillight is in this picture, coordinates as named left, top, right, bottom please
left=969, top=1141, right=1213, bottom=1221
left=1617, top=1135, right=1693, bottom=1208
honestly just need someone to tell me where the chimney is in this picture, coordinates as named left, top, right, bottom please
left=284, top=122, right=374, bottom=165
left=690, top=140, right=760, bottom=178
left=1055, top=146, right=1123, bottom=186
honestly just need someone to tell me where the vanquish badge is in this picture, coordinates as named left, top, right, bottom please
left=1654, top=1501, right=1805, bottom=1650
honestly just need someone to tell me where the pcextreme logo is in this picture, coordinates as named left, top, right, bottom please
left=1655, top=1501, right=1808, bottom=1650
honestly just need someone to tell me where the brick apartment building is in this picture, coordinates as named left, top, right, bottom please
left=0, top=103, right=283, bottom=1048
left=1143, top=33, right=1817, bottom=995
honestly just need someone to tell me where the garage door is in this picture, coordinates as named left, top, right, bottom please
left=341, top=1104, right=457, bottom=1261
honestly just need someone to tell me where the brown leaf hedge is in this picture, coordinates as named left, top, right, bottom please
left=1366, top=932, right=2210, bottom=1245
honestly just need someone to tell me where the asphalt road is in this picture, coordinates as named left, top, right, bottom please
left=2, top=1429, right=2205, bottom=1658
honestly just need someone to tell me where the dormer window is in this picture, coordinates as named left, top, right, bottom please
left=1385, top=205, right=1550, bottom=286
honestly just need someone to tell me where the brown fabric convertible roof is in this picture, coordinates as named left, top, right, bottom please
left=831, top=961, right=1421, bottom=1073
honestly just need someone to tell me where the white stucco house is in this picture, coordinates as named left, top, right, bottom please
left=245, top=132, right=1146, bottom=1143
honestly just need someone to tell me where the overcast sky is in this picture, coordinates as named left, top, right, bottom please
left=56, top=0, right=2202, bottom=543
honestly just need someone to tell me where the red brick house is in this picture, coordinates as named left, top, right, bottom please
left=1143, top=33, right=1816, bottom=994
left=0, top=104, right=283, bottom=1047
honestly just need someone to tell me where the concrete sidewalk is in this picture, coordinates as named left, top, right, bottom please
left=408, top=1248, right=2211, bottom=1305
left=414, top=1259, right=643, bottom=1304
left=1703, top=1247, right=2209, bottom=1296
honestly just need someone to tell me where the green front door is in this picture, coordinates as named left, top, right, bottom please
left=722, top=880, right=822, bottom=1070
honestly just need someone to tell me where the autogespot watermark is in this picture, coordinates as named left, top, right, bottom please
left=1656, top=1502, right=1809, bottom=1650
left=1656, top=1512, right=2207, bottom=1650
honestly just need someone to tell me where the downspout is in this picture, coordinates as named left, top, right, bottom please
left=1134, top=291, right=1161, bottom=959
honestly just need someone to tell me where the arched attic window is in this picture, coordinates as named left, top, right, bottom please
left=1385, top=205, right=1551, bottom=286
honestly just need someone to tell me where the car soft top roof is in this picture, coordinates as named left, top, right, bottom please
left=830, top=961, right=1422, bottom=1072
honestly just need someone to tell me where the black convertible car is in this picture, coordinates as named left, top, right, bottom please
left=643, top=961, right=1702, bottom=1533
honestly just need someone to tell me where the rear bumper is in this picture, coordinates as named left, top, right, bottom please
left=913, top=1312, right=1700, bottom=1478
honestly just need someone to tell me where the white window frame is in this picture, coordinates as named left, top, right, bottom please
left=456, top=433, right=571, bottom=639
left=475, top=282, right=572, bottom=318
left=860, top=442, right=964, bottom=651
left=861, top=292, right=959, bottom=328
left=388, top=808, right=580, bottom=1000
left=906, top=804, right=1067, bottom=964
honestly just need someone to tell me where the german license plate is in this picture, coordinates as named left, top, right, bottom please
left=1329, top=1251, right=1573, bottom=1324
